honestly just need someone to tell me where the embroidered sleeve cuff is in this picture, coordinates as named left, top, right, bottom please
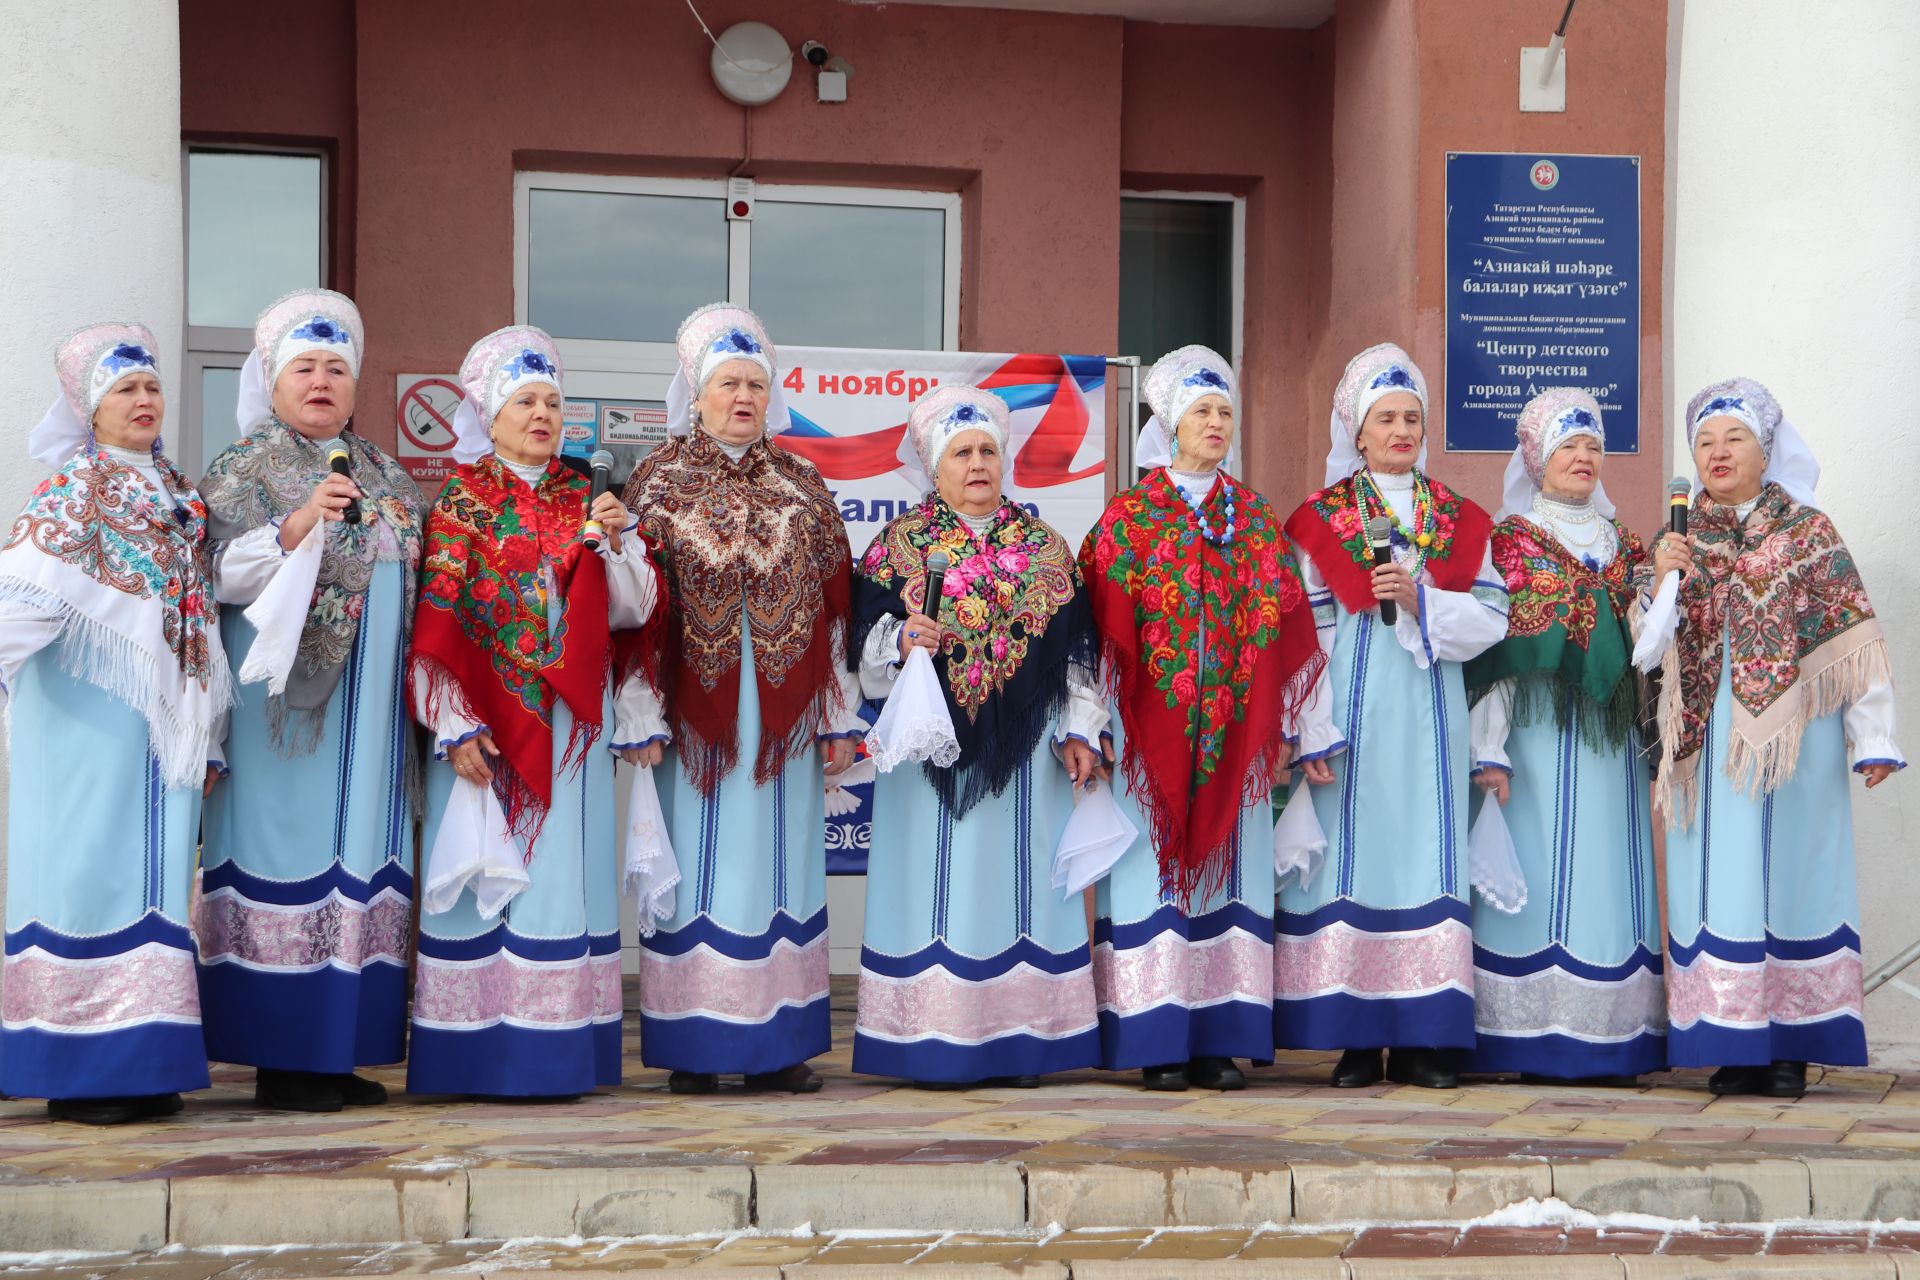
left=816, top=728, right=864, bottom=742
left=1854, top=756, right=1907, bottom=773
left=608, top=733, right=670, bottom=753
left=435, top=724, right=492, bottom=760
left=208, top=759, right=230, bottom=778
left=1473, top=760, right=1515, bottom=777
left=1295, top=738, right=1348, bottom=764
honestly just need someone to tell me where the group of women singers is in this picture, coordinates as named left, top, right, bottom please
left=0, top=291, right=1901, bottom=1124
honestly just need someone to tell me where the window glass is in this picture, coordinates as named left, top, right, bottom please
left=1119, top=198, right=1233, bottom=371
left=187, top=151, right=323, bottom=327
left=527, top=189, right=727, bottom=342
left=199, top=366, right=242, bottom=460
left=749, top=201, right=945, bottom=349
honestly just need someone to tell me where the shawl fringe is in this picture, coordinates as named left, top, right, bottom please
left=1657, top=632, right=1889, bottom=825
left=1477, top=669, right=1641, bottom=754
left=0, top=578, right=234, bottom=789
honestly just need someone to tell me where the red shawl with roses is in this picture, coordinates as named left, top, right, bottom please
left=409, top=456, right=654, bottom=847
left=1080, top=469, right=1325, bottom=903
left=1284, top=472, right=1493, bottom=614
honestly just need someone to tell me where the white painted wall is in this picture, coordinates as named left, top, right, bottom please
left=0, top=2, right=185, bottom=920
left=1670, top=0, right=1920, bottom=1055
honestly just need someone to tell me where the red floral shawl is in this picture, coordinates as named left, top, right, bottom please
left=1656, top=483, right=1887, bottom=821
left=410, top=456, right=651, bottom=846
left=1283, top=472, right=1494, bottom=614
left=623, top=429, right=851, bottom=796
left=1080, top=469, right=1325, bottom=903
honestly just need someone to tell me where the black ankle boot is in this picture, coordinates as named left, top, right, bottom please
left=1386, top=1047, right=1457, bottom=1089
left=1707, top=1064, right=1768, bottom=1096
left=1760, top=1060, right=1807, bottom=1098
left=254, top=1068, right=345, bottom=1113
left=1331, top=1048, right=1384, bottom=1088
left=1188, top=1056, right=1246, bottom=1090
left=1140, top=1063, right=1190, bottom=1091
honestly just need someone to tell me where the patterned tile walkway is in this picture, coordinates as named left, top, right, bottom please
left=3, top=983, right=1919, bottom=1183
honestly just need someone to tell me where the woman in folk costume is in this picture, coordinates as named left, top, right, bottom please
left=1280, top=342, right=1508, bottom=1090
left=404, top=328, right=659, bottom=1099
left=1463, top=388, right=1665, bottom=1083
left=850, top=385, right=1103, bottom=1087
left=197, top=289, right=428, bottom=1112
left=1645, top=378, right=1901, bottom=1098
left=0, top=325, right=231, bottom=1124
left=622, top=303, right=862, bottom=1096
left=1080, top=345, right=1327, bottom=1092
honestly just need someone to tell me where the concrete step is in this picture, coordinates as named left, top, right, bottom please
left=9, top=1160, right=1920, bottom=1255
left=7, top=1224, right=1919, bottom=1278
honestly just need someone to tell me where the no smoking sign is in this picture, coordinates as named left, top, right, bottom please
left=395, top=374, right=465, bottom=489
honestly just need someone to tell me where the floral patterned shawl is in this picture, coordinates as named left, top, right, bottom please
left=200, top=420, right=426, bottom=751
left=1283, top=471, right=1494, bottom=614
left=1465, top=517, right=1648, bottom=750
left=409, top=456, right=651, bottom=848
left=853, top=494, right=1095, bottom=816
left=1081, top=469, right=1324, bottom=903
left=622, top=428, right=851, bottom=796
left=1657, top=482, right=1888, bottom=822
left=0, top=444, right=231, bottom=787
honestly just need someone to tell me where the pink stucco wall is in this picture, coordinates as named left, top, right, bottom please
left=180, top=0, right=1668, bottom=531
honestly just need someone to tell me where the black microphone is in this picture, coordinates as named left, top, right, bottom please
left=1668, top=475, right=1691, bottom=538
left=923, top=549, right=951, bottom=621
left=1368, top=514, right=1397, bottom=626
left=327, top=446, right=362, bottom=525
left=582, top=449, right=616, bottom=551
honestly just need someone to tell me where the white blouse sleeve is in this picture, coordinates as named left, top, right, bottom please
left=1291, top=542, right=1340, bottom=657
left=214, top=522, right=306, bottom=607
left=1291, top=662, right=1347, bottom=762
left=821, top=618, right=867, bottom=740
left=1471, top=679, right=1515, bottom=775
left=1846, top=677, right=1907, bottom=772
left=0, top=601, right=66, bottom=704
left=408, top=657, right=486, bottom=759
left=1055, top=660, right=1111, bottom=747
left=601, top=521, right=658, bottom=630
left=859, top=615, right=906, bottom=700
left=610, top=668, right=671, bottom=751
left=1391, top=543, right=1511, bottom=668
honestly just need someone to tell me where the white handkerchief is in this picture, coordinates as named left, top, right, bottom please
left=1051, top=778, right=1138, bottom=898
left=423, top=775, right=529, bottom=919
left=623, top=763, right=680, bottom=937
left=1273, top=783, right=1329, bottom=890
left=864, top=645, right=960, bottom=772
left=1467, top=798, right=1528, bottom=915
left=1632, top=570, right=1681, bottom=673
left=237, top=520, right=325, bottom=693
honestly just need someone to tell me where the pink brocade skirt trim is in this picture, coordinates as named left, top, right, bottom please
left=637, top=934, right=830, bottom=1025
left=2, top=941, right=201, bottom=1033
left=1093, top=926, right=1273, bottom=1017
left=856, top=962, right=1097, bottom=1045
left=412, top=949, right=622, bottom=1032
left=1667, top=945, right=1864, bottom=1031
left=1272, top=917, right=1475, bottom=1002
left=194, top=884, right=412, bottom=973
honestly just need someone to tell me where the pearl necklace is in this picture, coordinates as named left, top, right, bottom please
left=1531, top=492, right=1615, bottom=567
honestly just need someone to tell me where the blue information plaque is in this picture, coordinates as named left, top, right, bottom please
left=1444, top=153, right=1641, bottom=453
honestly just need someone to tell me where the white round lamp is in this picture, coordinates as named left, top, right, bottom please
left=709, top=22, right=793, bottom=107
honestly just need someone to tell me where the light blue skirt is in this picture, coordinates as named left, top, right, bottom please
left=854, top=735, right=1098, bottom=1082
left=409, top=696, right=624, bottom=1096
left=635, top=624, right=833, bottom=1074
left=1278, top=606, right=1475, bottom=1050
left=1, top=654, right=209, bottom=1099
left=197, top=562, right=413, bottom=1071
left=1664, top=650, right=1866, bottom=1067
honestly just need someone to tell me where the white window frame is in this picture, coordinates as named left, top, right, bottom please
left=512, top=172, right=962, bottom=392
left=1117, top=188, right=1247, bottom=475
left=180, top=143, right=329, bottom=475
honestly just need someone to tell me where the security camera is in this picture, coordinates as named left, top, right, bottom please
left=801, top=40, right=830, bottom=67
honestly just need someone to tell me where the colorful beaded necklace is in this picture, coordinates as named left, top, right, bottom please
left=1172, top=473, right=1237, bottom=547
left=1355, top=467, right=1435, bottom=575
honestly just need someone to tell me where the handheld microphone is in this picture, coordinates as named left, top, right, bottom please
left=327, top=447, right=362, bottom=525
left=582, top=449, right=616, bottom=551
left=923, top=549, right=952, bottom=621
left=1668, top=476, right=1691, bottom=538
left=1367, top=515, right=1397, bottom=626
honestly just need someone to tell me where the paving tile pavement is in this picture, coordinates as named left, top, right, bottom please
left=1, top=982, right=1915, bottom=1184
